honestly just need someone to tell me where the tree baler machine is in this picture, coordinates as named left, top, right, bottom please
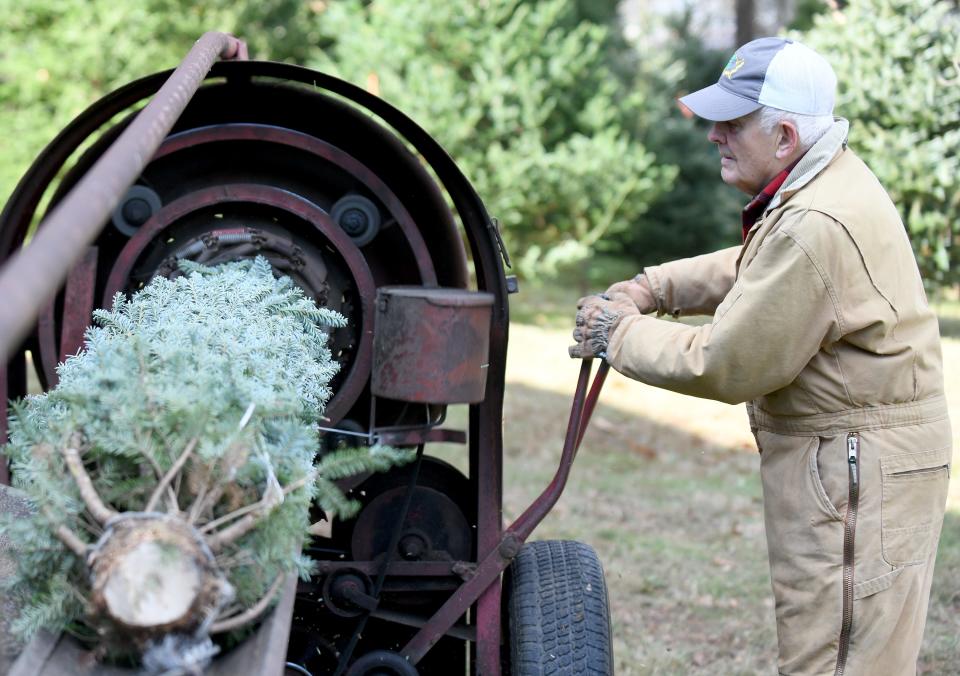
left=0, top=34, right=613, bottom=676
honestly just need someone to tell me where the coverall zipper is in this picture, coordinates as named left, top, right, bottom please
left=835, top=432, right=860, bottom=676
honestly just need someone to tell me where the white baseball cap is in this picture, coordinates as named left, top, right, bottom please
left=679, top=37, right=837, bottom=121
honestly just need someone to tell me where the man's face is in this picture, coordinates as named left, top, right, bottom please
left=707, top=112, right=781, bottom=195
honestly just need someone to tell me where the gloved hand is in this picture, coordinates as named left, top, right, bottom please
left=569, top=292, right=639, bottom=359
left=603, top=274, right=657, bottom=314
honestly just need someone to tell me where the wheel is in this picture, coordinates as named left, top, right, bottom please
left=506, top=540, right=613, bottom=675
left=345, top=650, right=419, bottom=675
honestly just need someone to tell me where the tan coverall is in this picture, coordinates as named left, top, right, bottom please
left=607, top=120, right=951, bottom=675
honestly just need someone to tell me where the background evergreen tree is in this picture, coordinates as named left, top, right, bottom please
left=309, top=0, right=676, bottom=279
left=797, top=0, right=960, bottom=291
left=609, top=10, right=744, bottom=270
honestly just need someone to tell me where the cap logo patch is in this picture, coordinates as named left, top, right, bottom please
left=723, top=54, right=745, bottom=79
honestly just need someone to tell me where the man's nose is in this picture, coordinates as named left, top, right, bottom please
left=707, top=123, right=723, bottom=144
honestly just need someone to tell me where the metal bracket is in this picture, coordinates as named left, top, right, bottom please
left=488, top=217, right=511, bottom=269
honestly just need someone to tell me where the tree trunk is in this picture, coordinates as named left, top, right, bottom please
left=89, top=515, right=229, bottom=639
left=736, top=0, right=756, bottom=47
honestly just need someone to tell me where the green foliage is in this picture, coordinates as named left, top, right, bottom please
left=1, top=0, right=681, bottom=280
left=0, top=0, right=320, bottom=209
left=309, top=0, right=675, bottom=278
left=609, top=10, right=743, bottom=269
left=1, top=258, right=410, bottom=642
left=797, top=0, right=960, bottom=289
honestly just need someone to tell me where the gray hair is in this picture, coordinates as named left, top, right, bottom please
left=756, top=106, right=833, bottom=150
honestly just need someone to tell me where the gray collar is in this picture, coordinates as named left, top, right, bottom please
left=767, top=118, right=849, bottom=212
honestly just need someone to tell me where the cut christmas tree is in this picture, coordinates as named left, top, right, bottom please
left=0, top=257, right=410, bottom=672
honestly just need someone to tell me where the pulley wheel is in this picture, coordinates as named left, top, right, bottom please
left=345, top=651, right=419, bottom=676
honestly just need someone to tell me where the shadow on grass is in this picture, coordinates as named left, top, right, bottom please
left=500, top=381, right=775, bottom=674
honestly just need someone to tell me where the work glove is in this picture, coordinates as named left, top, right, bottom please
left=569, top=292, right=639, bottom=359
left=603, top=274, right=657, bottom=315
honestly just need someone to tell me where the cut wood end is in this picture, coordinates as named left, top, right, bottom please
left=89, top=515, right=225, bottom=637
left=101, top=540, right=202, bottom=627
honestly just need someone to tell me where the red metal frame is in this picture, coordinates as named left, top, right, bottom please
left=401, top=360, right=609, bottom=665
left=101, top=183, right=379, bottom=426
left=0, top=37, right=614, bottom=672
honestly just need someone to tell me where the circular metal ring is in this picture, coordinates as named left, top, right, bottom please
left=101, top=183, right=377, bottom=425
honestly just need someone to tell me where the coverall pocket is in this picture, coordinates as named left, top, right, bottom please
left=809, top=436, right=844, bottom=521
left=880, top=447, right=951, bottom=566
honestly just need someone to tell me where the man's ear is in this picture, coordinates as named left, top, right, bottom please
left=776, top=120, right=800, bottom=159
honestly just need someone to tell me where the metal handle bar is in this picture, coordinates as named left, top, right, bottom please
left=400, top=358, right=610, bottom=663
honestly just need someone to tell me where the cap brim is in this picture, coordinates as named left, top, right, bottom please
left=678, top=84, right=762, bottom=122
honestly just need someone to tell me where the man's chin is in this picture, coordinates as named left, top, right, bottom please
left=719, top=167, right=738, bottom=187
left=719, top=168, right=754, bottom=195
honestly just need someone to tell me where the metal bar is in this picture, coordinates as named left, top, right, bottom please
left=369, top=607, right=476, bottom=642
left=402, top=360, right=601, bottom=663
left=474, top=581, right=501, bottom=674
left=472, top=399, right=504, bottom=673
left=0, top=32, right=247, bottom=363
left=374, top=428, right=467, bottom=446
left=510, top=359, right=593, bottom=541
left=311, top=561, right=463, bottom=578
left=574, top=361, right=611, bottom=453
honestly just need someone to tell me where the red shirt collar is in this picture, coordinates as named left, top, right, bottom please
left=741, top=160, right=800, bottom=241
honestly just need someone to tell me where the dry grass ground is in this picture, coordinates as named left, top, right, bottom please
left=475, top=295, right=960, bottom=675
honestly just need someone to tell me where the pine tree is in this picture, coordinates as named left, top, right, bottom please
left=1, top=258, right=411, bottom=670
left=309, top=0, right=676, bottom=278
left=797, top=0, right=960, bottom=290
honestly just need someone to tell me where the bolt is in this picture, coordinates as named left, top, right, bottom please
left=121, top=197, right=152, bottom=226
left=340, top=207, right=369, bottom=236
left=398, top=533, right=427, bottom=560
left=498, top=533, right=522, bottom=559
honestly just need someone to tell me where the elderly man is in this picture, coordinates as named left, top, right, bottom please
left=572, top=38, right=951, bottom=675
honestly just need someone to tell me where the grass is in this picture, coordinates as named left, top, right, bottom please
left=477, top=286, right=960, bottom=675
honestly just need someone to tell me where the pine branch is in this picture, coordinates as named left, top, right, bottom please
left=144, top=436, right=197, bottom=513
left=210, top=574, right=284, bottom=634
left=60, top=436, right=117, bottom=525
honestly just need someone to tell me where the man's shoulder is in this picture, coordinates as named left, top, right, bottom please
left=773, top=149, right=917, bottom=291
left=787, top=147, right=902, bottom=230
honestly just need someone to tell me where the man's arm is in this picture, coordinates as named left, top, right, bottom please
left=606, top=230, right=840, bottom=404
left=641, top=245, right=741, bottom=317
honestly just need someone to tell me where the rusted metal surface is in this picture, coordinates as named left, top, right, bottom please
left=351, top=485, right=472, bottom=563
left=0, top=54, right=529, bottom=672
left=153, top=123, right=438, bottom=286
left=34, top=245, right=97, bottom=387
left=373, top=287, right=494, bottom=404
left=374, top=427, right=466, bottom=446
left=58, top=247, right=98, bottom=362
left=0, top=32, right=247, bottom=364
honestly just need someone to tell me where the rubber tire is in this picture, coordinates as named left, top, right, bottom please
left=506, top=540, right=613, bottom=675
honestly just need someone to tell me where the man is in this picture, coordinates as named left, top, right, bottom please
left=571, top=38, right=951, bottom=675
